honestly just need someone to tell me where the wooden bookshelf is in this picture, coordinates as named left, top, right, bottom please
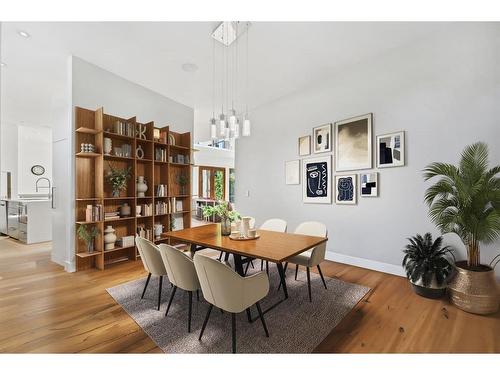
left=74, top=106, right=192, bottom=271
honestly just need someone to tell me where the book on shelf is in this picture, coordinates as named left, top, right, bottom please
left=172, top=214, right=184, bottom=231
left=175, top=200, right=183, bottom=212
left=137, top=225, right=153, bottom=241
left=85, top=204, right=103, bottom=222
left=155, top=184, right=167, bottom=197
left=111, top=120, right=134, bottom=137
left=137, top=203, right=153, bottom=216
left=155, top=147, right=167, bottom=162
left=104, top=211, right=120, bottom=220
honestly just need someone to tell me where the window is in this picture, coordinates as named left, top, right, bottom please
left=198, top=166, right=225, bottom=200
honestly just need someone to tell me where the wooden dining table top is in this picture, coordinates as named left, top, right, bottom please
left=164, top=223, right=328, bottom=263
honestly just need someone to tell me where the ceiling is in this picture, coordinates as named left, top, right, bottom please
left=0, top=22, right=446, bottom=132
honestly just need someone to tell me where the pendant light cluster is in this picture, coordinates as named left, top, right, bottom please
left=209, top=22, right=251, bottom=143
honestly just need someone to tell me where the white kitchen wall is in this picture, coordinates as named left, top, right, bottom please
left=235, top=23, right=500, bottom=277
left=0, top=122, right=18, bottom=197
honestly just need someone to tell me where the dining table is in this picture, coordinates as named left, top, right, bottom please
left=163, top=223, right=328, bottom=320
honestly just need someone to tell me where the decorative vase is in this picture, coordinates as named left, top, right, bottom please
left=448, top=261, right=500, bottom=315
left=136, top=205, right=142, bottom=217
left=87, top=240, right=94, bottom=254
left=220, top=218, right=231, bottom=236
left=112, top=189, right=120, bottom=198
left=136, top=145, right=144, bottom=159
left=120, top=203, right=131, bottom=217
left=154, top=223, right=164, bottom=239
left=104, top=137, right=112, bottom=155
left=137, top=176, right=148, bottom=198
left=240, top=216, right=251, bottom=237
left=104, top=225, right=117, bottom=250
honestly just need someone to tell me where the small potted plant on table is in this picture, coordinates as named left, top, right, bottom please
left=77, top=224, right=100, bottom=253
left=202, top=201, right=240, bottom=236
left=403, top=233, right=455, bottom=299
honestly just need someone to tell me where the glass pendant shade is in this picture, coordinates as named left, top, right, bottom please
left=243, top=118, right=251, bottom=137
left=210, top=118, right=217, bottom=139
left=219, top=114, right=226, bottom=136
left=234, top=119, right=240, bottom=139
left=228, top=109, right=237, bottom=132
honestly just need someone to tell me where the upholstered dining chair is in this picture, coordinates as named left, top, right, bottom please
left=255, top=218, right=288, bottom=275
left=193, top=252, right=270, bottom=353
left=282, top=221, right=328, bottom=302
left=158, top=243, right=201, bottom=333
left=135, top=235, right=168, bottom=310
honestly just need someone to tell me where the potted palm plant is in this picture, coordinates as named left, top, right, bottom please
left=403, top=233, right=455, bottom=299
left=423, top=142, right=500, bottom=314
left=202, top=201, right=240, bottom=236
left=105, top=163, right=132, bottom=197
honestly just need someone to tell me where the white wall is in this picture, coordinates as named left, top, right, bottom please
left=235, top=23, right=500, bottom=277
left=0, top=122, right=18, bottom=197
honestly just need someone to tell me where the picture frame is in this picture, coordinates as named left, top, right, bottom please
left=335, top=174, right=357, bottom=205
left=360, top=172, right=378, bottom=197
left=335, top=113, right=372, bottom=172
left=303, top=155, right=332, bottom=204
left=376, top=131, right=405, bottom=168
left=298, top=135, right=311, bottom=156
left=312, top=123, right=332, bottom=154
left=285, top=160, right=300, bottom=185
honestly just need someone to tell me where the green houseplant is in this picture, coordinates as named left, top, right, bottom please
left=202, top=201, right=240, bottom=236
left=423, top=142, right=500, bottom=313
left=176, top=173, right=189, bottom=195
left=403, top=233, right=455, bottom=299
left=77, top=224, right=99, bottom=253
left=105, top=163, right=132, bottom=197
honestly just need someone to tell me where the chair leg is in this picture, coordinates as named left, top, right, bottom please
left=141, top=273, right=151, bottom=299
left=266, top=261, right=269, bottom=276
left=218, top=251, right=223, bottom=261
left=306, top=267, right=312, bottom=302
left=196, top=289, right=200, bottom=301
left=157, top=276, right=163, bottom=310
left=199, top=304, right=213, bottom=340
left=255, top=302, right=269, bottom=337
left=165, top=285, right=177, bottom=317
left=295, top=264, right=299, bottom=280
left=260, top=259, right=264, bottom=270
left=231, top=313, right=237, bottom=354
left=188, top=291, right=193, bottom=333
left=317, top=265, right=327, bottom=289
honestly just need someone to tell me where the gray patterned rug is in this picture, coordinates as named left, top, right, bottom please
left=106, top=262, right=369, bottom=353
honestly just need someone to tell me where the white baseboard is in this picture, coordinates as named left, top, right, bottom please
left=325, top=251, right=406, bottom=277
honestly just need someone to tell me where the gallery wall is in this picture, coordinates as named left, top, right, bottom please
left=235, top=23, right=500, bottom=277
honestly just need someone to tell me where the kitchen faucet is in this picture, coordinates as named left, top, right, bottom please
left=35, top=177, right=52, bottom=196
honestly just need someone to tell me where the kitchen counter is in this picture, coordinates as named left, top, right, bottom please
left=1, top=199, right=52, bottom=244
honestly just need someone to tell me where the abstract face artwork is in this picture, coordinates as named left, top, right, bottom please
left=313, top=124, right=332, bottom=153
left=302, top=155, right=332, bottom=204
left=335, top=174, right=357, bottom=204
left=335, top=114, right=372, bottom=171
left=377, top=131, right=405, bottom=168
left=360, top=172, right=378, bottom=197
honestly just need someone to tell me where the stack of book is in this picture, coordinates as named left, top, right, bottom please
left=137, top=225, right=153, bottom=241
left=104, top=211, right=120, bottom=221
left=85, top=204, right=103, bottom=222
left=137, top=203, right=152, bottom=216
left=112, top=120, right=134, bottom=137
left=156, top=184, right=167, bottom=197
left=155, top=200, right=170, bottom=215
left=155, top=147, right=167, bottom=162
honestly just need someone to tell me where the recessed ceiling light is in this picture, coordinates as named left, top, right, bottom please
left=182, top=63, right=198, bottom=72
left=18, top=30, right=30, bottom=38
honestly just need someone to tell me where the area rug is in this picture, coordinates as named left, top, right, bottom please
left=106, top=263, right=370, bottom=353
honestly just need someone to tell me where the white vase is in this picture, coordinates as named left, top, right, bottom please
left=104, top=225, right=117, bottom=250
left=104, top=138, right=112, bottom=155
left=240, top=216, right=251, bottom=238
left=154, top=224, right=164, bottom=239
left=137, top=176, right=148, bottom=197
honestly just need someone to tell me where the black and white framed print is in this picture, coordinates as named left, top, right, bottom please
left=377, top=131, right=405, bottom=168
left=312, top=124, right=332, bottom=153
left=360, top=172, right=378, bottom=197
left=335, top=174, right=357, bottom=205
left=298, top=135, right=311, bottom=156
left=335, top=113, right=372, bottom=171
left=285, top=160, right=300, bottom=185
left=303, top=155, right=331, bottom=204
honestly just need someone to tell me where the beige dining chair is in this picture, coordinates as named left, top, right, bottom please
left=282, top=221, right=328, bottom=302
left=158, top=243, right=201, bottom=332
left=193, top=252, right=270, bottom=353
left=257, top=218, right=288, bottom=274
left=135, top=235, right=168, bottom=310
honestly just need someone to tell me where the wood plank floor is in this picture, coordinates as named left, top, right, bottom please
left=0, top=238, right=498, bottom=353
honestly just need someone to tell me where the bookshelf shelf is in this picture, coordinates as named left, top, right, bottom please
left=74, top=106, right=192, bottom=271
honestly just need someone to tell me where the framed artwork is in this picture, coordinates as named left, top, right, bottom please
left=360, top=172, right=378, bottom=197
left=303, top=155, right=332, bottom=204
left=335, top=174, right=357, bottom=205
left=313, top=123, right=332, bottom=153
left=335, top=113, right=372, bottom=171
left=298, top=135, right=311, bottom=156
left=285, top=160, right=300, bottom=185
left=377, top=131, right=405, bottom=168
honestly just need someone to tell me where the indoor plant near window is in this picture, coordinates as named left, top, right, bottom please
left=423, top=142, right=500, bottom=314
left=105, top=163, right=132, bottom=197
left=77, top=224, right=99, bottom=253
left=403, top=233, right=455, bottom=299
left=202, top=201, right=240, bottom=236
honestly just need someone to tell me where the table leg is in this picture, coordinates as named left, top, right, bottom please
left=276, top=262, right=288, bottom=299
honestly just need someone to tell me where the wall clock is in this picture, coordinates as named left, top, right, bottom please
left=31, top=165, right=45, bottom=176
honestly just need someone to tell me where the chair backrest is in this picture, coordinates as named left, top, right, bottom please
left=135, top=236, right=166, bottom=276
left=158, top=243, right=200, bottom=292
left=193, top=252, right=246, bottom=311
left=294, top=221, right=328, bottom=266
left=260, top=218, right=287, bottom=232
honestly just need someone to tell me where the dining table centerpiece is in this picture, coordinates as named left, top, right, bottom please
left=202, top=201, right=241, bottom=236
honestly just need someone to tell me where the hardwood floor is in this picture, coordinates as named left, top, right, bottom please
left=0, top=237, right=498, bottom=353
